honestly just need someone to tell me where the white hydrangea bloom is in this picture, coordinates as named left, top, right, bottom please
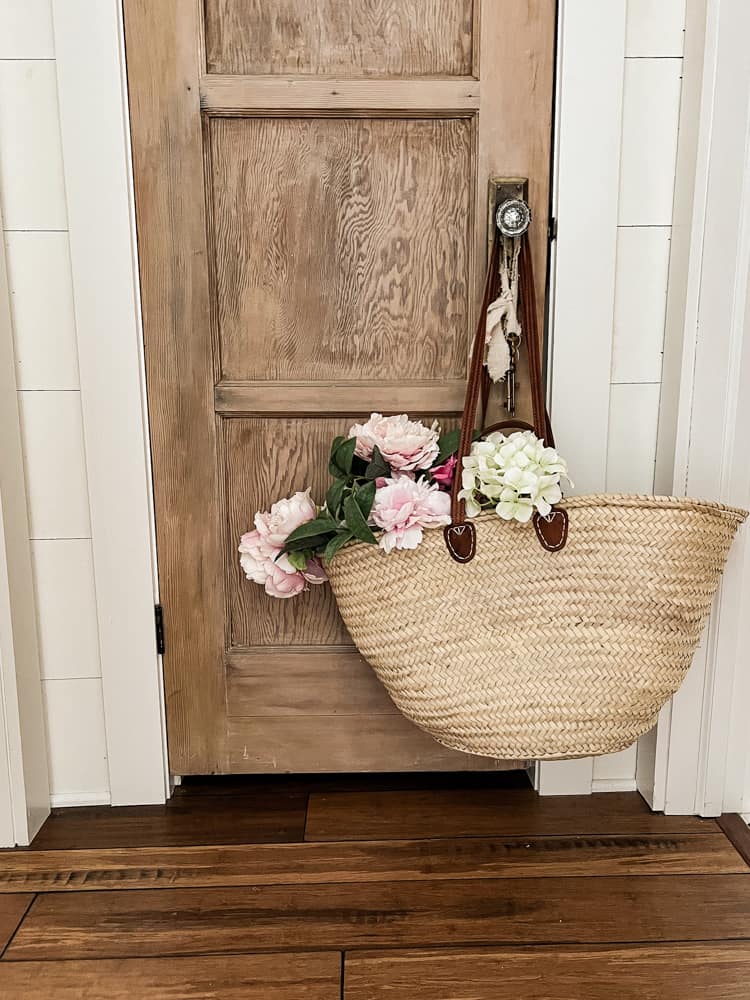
left=458, top=430, right=570, bottom=524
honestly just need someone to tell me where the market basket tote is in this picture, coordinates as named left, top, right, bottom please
left=326, top=231, right=747, bottom=760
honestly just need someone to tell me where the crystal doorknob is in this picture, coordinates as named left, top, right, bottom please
left=496, top=198, right=531, bottom=237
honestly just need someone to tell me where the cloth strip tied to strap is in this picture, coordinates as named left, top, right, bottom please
left=485, top=234, right=521, bottom=383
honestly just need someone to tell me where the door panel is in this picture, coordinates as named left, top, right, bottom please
left=204, top=0, right=475, bottom=77
left=124, top=0, right=556, bottom=773
left=210, top=116, right=473, bottom=382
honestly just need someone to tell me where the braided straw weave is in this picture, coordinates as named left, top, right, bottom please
left=328, top=495, right=747, bottom=759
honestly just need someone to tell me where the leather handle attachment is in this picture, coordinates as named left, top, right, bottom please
left=443, top=232, right=567, bottom=562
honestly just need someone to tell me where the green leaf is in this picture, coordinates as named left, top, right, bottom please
left=285, top=550, right=311, bottom=571
left=283, top=516, right=336, bottom=548
left=355, top=479, right=377, bottom=520
left=282, top=533, right=331, bottom=554
left=324, top=530, right=354, bottom=562
left=325, top=479, right=347, bottom=518
left=434, top=427, right=461, bottom=466
left=343, top=494, right=377, bottom=544
left=364, top=444, right=391, bottom=481
left=330, top=437, right=357, bottom=477
left=433, top=427, right=482, bottom=467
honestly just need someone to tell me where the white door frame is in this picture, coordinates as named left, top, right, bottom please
left=647, top=0, right=750, bottom=817
left=50, top=0, right=169, bottom=806
left=0, top=202, right=51, bottom=846
left=1, top=0, right=745, bottom=816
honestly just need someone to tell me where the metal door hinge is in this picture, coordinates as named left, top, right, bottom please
left=154, top=604, right=165, bottom=655
left=548, top=216, right=558, bottom=242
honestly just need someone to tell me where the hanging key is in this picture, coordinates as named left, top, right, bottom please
left=505, top=332, right=520, bottom=416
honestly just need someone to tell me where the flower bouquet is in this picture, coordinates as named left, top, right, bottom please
left=239, top=413, right=570, bottom=599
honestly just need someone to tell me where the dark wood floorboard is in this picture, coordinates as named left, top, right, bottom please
left=305, top=789, right=713, bottom=841
left=28, top=789, right=308, bottom=850
left=0, top=896, right=33, bottom=955
left=0, top=951, right=342, bottom=999
left=6, top=875, right=750, bottom=960
left=0, top=832, right=744, bottom=893
left=21, top=773, right=528, bottom=852
left=719, top=813, right=750, bottom=868
left=345, top=943, right=750, bottom=999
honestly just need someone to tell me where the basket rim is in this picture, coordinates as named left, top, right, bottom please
left=326, top=493, right=747, bottom=562
left=559, top=493, right=748, bottom=519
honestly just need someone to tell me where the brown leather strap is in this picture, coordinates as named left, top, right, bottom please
left=444, top=231, right=558, bottom=561
left=449, top=234, right=502, bottom=530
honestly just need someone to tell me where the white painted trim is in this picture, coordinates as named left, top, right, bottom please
left=51, top=0, right=168, bottom=805
left=50, top=791, right=112, bottom=809
left=537, top=0, right=626, bottom=796
left=592, top=778, right=638, bottom=794
left=652, top=0, right=750, bottom=817
left=0, top=211, right=51, bottom=846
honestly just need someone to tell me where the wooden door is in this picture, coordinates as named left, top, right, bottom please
left=124, top=1, right=556, bottom=774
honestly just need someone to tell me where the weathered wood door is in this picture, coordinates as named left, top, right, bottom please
left=124, top=1, right=556, bottom=774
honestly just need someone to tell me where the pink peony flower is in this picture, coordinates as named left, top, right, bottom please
left=431, top=453, right=458, bottom=491
left=239, top=490, right=327, bottom=599
left=238, top=529, right=278, bottom=585
left=254, top=488, right=318, bottom=548
left=301, top=557, right=327, bottom=585
left=371, top=476, right=451, bottom=553
left=349, top=413, right=440, bottom=472
left=263, top=562, right=307, bottom=599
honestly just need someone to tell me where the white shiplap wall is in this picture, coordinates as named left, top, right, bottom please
left=0, top=2, right=110, bottom=805
left=0, top=0, right=686, bottom=802
left=595, top=0, right=686, bottom=790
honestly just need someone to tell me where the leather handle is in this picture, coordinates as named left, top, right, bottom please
left=443, top=231, right=554, bottom=562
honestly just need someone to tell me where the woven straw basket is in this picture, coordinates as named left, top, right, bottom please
left=326, top=233, right=747, bottom=760
left=328, top=496, right=746, bottom=759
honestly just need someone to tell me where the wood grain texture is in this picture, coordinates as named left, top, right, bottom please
left=125, top=0, right=555, bottom=774
left=204, top=0, right=474, bottom=77
left=214, top=380, right=467, bottom=415
left=0, top=952, right=341, bottom=999
left=210, top=116, right=472, bottom=383
left=8, top=875, right=750, bottom=959
left=26, top=788, right=308, bottom=850
left=474, top=0, right=556, bottom=397
left=201, top=77, right=481, bottom=112
left=226, top=416, right=351, bottom=647
left=345, top=943, right=750, bottom=999
left=0, top=832, right=743, bottom=894
left=305, top=789, right=715, bottom=840
left=226, top=648, right=399, bottom=716
left=122, top=0, right=225, bottom=774
left=718, top=814, right=750, bottom=868
left=0, top=895, right=32, bottom=954
left=226, top=716, right=509, bottom=772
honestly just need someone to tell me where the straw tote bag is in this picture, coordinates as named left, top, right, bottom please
left=327, top=233, right=747, bottom=760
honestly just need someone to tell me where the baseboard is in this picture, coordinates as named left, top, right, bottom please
left=592, top=778, right=638, bottom=793
left=50, top=791, right=112, bottom=808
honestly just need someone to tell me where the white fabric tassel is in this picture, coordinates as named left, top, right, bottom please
left=485, top=236, right=522, bottom=382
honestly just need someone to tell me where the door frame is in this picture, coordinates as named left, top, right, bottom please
left=1, top=0, right=744, bottom=819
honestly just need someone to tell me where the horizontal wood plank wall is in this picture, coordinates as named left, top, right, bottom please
left=0, top=0, right=106, bottom=812
left=0, top=951, right=341, bottom=1000
left=596, top=0, right=687, bottom=793
left=7, top=875, right=750, bottom=960
left=0, top=831, right=744, bottom=893
left=345, top=942, right=750, bottom=1000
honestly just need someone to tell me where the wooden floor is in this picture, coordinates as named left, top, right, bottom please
left=0, top=772, right=749, bottom=998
